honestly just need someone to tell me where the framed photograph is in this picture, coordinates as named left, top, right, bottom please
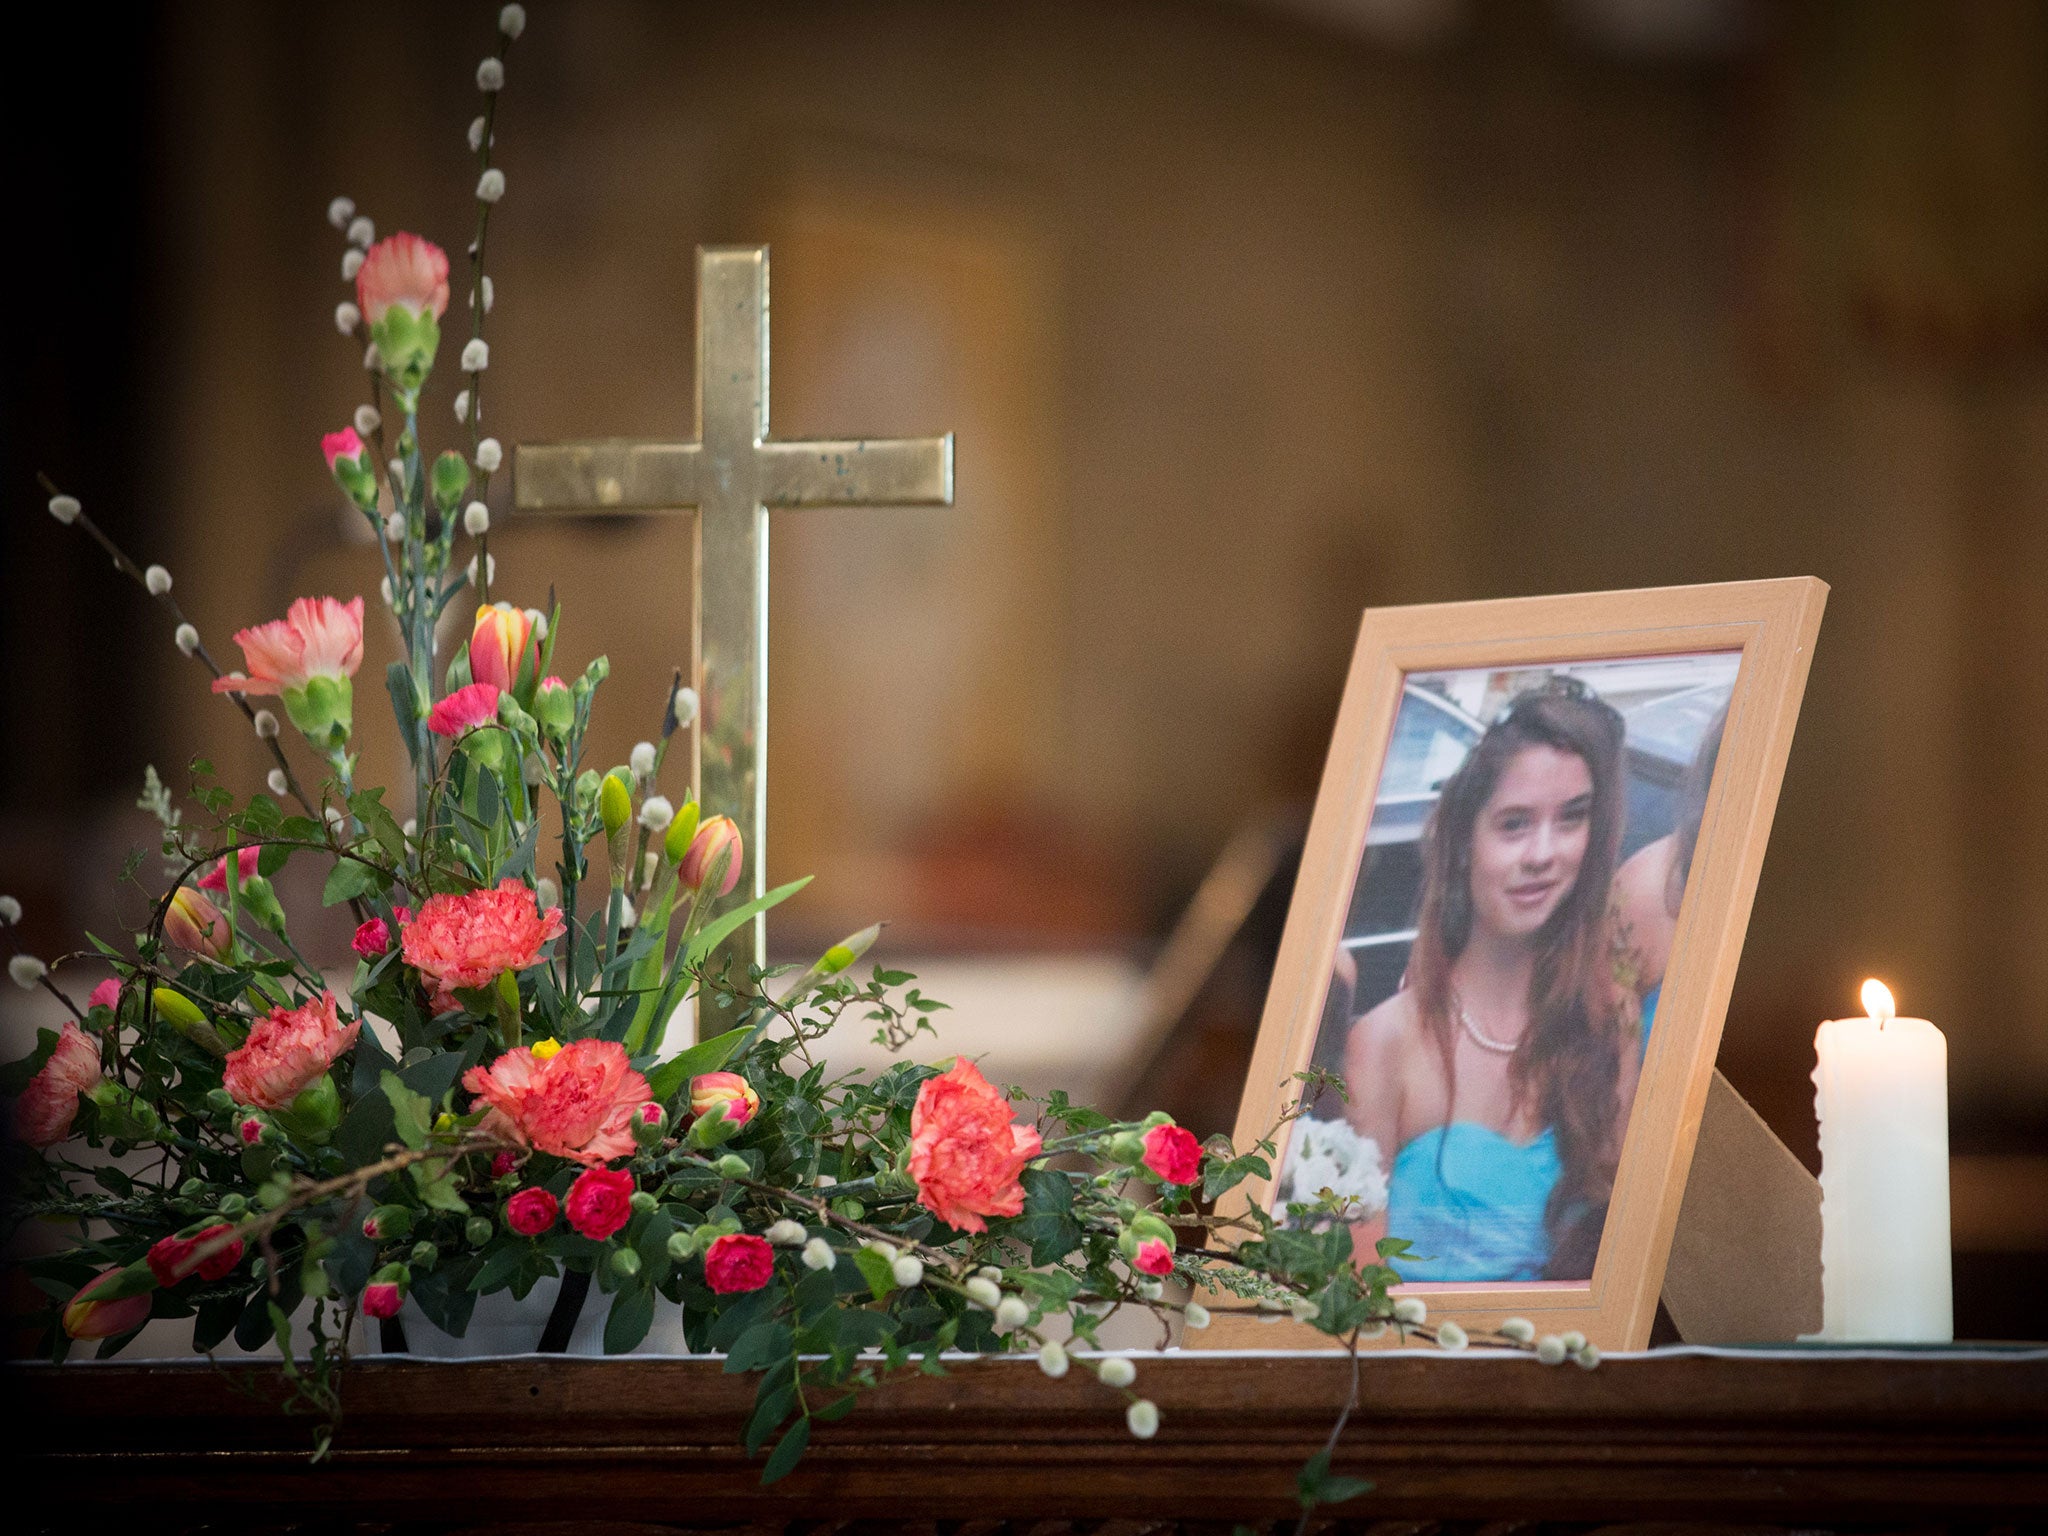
left=1197, top=579, right=1826, bottom=1351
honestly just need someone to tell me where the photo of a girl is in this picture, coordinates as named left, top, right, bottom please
left=1273, top=655, right=1738, bottom=1285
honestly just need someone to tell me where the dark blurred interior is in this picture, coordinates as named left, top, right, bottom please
left=4, top=0, right=2045, bottom=1335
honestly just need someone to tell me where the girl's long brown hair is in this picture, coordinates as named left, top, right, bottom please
left=1406, top=677, right=1629, bottom=1280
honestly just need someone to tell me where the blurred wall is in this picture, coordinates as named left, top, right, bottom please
left=6, top=0, right=2047, bottom=1190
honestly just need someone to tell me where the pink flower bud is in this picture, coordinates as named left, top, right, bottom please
left=164, top=887, right=231, bottom=960
left=678, top=815, right=743, bottom=896
left=147, top=1224, right=244, bottom=1286
left=688, top=1071, right=759, bottom=1129
left=198, top=847, right=262, bottom=896
left=351, top=917, right=391, bottom=959
left=62, top=1271, right=153, bottom=1340
left=360, top=1281, right=404, bottom=1319
left=490, top=1150, right=520, bottom=1179
left=88, top=978, right=121, bottom=1013
left=322, top=427, right=367, bottom=474
left=1133, top=1237, right=1174, bottom=1277
left=237, top=1114, right=269, bottom=1147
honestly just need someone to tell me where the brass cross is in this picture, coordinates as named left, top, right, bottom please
left=514, top=245, right=954, bottom=1034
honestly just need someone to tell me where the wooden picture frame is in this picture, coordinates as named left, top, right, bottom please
left=1194, top=578, right=1827, bottom=1352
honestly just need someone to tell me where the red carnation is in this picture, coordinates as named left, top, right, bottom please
left=703, top=1232, right=775, bottom=1294
left=146, top=1224, right=245, bottom=1286
left=361, top=1281, right=404, bottom=1319
left=506, top=1187, right=560, bottom=1237
left=564, top=1166, right=636, bottom=1241
left=1134, top=1237, right=1174, bottom=1277
left=1141, top=1123, right=1202, bottom=1186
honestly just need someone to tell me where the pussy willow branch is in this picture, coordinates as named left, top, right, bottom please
left=37, top=473, right=317, bottom=819
left=464, top=23, right=517, bottom=603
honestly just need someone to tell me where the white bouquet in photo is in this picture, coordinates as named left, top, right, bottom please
left=1277, top=1115, right=1389, bottom=1225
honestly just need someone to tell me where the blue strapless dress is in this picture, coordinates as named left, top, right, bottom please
left=1640, top=983, right=1660, bottom=1060
left=1385, top=1123, right=1561, bottom=1282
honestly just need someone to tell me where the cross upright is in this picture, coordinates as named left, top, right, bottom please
left=514, top=246, right=954, bottom=1033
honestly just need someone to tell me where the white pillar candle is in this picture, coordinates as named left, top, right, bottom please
left=1812, top=980, right=1952, bottom=1342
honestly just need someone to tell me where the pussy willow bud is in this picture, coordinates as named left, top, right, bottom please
left=453, top=388, right=471, bottom=423
left=48, top=494, right=81, bottom=524
left=384, top=512, right=405, bottom=543
left=468, top=115, right=487, bottom=152
left=764, top=1219, right=807, bottom=1246
left=629, top=740, right=656, bottom=779
left=144, top=565, right=172, bottom=595
left=334, top=301, right=360, bottom=336
left=1097, top=1357, right=1137, bottom=1389
left=476, top=168, right=505, bottom=204
left=253, top=710, right=279, bottom=740
left=964, top=1277, right=1001, bottom=1309
left=463, top=501, right=489, bottom=536
left=346, top=215, right=375, bottom=249
left=499, top=3, right=526, bottom=38
left=637, top=795, right=673, bottom=832
left=267, top=769, right=289, bottom=797
left=477, top=57, right=505, bottom=91
left=1183, top=1301, right=1211, bottom=1329
left=0, top=895, right=20, bottom=925
left=481, top=275, right=495, bottom=314
left=327, top=196, right=355, bottom=230
left=342, top=249, right=364, bottom=281
left=671, top=685, right=699, bottom=728
left=892, top=1255, right=925, bottom=1288
left=1125, top=1400, right=1160, bottom=1440
left=174, top=624, right=199, bottom=656
left=461, top=339, right=490, bottom=372
left=1037, top=1340, right=1069, bottom=1378
left=801, top=1237, right=835, bottom=1271
left=995, top=1294, right=1030, bottom=1330
left=8, top=955, right=46, bottom=989
left=475, top=437, right=503, bottom=473
left=354, top=404, right=381, bottom=436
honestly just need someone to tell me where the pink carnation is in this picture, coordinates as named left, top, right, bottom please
left=147, top=1224, right=245, bottom=1287
left=87, top=978, right=121, bottom=1013
left=1141, top=1123, right=1202, bottom=1186
left=198, top=847, right=262, bottom=895
left=355, top=232, right=450, bottom=325
left=703, top=1233, right=775, bottom=1294
left=1133, top=1237, right=1174, bottom=1277
left=351, top=916, right=391, bottom=959
left=361, top=1281, right=405, bottom=1319
left=908, top=1058, right=1043, bottom=1234
left=564, top=1166, right=636, bottom=1239
left=322, top=427, right=368, bottom=474
left=12, top=1019, right=104, bottom=1148
left=402, top=879, right=565, bottom=1013
left=221, top=992, right=359, bottom=1110
left=427, top=681, right=501, bottom=738
left=462, top=1037, right=651, bottom=1166
left=211, top=596, right=364, bottom=698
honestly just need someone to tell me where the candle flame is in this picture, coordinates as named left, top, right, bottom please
left=1860, top=978, right=1896, bottom=1026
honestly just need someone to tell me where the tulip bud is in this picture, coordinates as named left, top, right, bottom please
left=631, top=1102, right=668, bottom=1147
left=689, top=1072, right=760, bottom=1131
left=164, top=888, right=230, bottom=960
left=63, top=1270, right=154, bottom=1340
left=599, top=773, right=631, bottom=839
left=677, top=815, right=742, bottom=896
left=662, top=800, right=701, bottom=864
left=431, top=450, right=470, bottom=510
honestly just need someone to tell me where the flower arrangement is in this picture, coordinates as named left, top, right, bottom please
left=1, top=3, right=1585, bottom=1502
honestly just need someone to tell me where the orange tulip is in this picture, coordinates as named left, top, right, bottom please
left=469, top=602, right=536, bottom=694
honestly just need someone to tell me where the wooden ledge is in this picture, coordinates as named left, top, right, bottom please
left=10, top=1351, right=2047, bottom=1526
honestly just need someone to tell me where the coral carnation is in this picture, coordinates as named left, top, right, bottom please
left=908, top=1058, right=1042, bottom=1234
left=221, top=992, right=359, bottom=1110
left=1141, top=1123, right=1202, bottom=1186
left=703, top=1233, right=775, bottom=1294
left=427, top=681, right=501, bottom=738
left=462, top=1037, right=651, bottom=1166
left=147, top=1224, right=245, bottom=1286
left=563, top=1166, right=636, bottom=1240
left=13, top=1019, right=104, bottom=1148
left=355, top=231, right=450, bottom=324
left=402, top=878, right=564, bottom=1013
left=211, top=596, right=365, bottom=698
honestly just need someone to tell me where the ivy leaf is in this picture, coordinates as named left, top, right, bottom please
left=1296, top=1447, right=1372, bottom=1508
left=759, top=1416, right=810, bottom=1486
left=380, top=1071, right=432, bottom=1150
left=349, top=788, right=407, bottom=860
left=853, top=1247, right=897, bottom=1300
left=324, top=857, right=391, bottom=908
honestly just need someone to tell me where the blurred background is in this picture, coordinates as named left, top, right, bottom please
left=4, top=0, right=2045, bottom=1335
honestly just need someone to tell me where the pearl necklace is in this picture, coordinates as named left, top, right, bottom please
left=1451, top=991, right=1522, bottom=1055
